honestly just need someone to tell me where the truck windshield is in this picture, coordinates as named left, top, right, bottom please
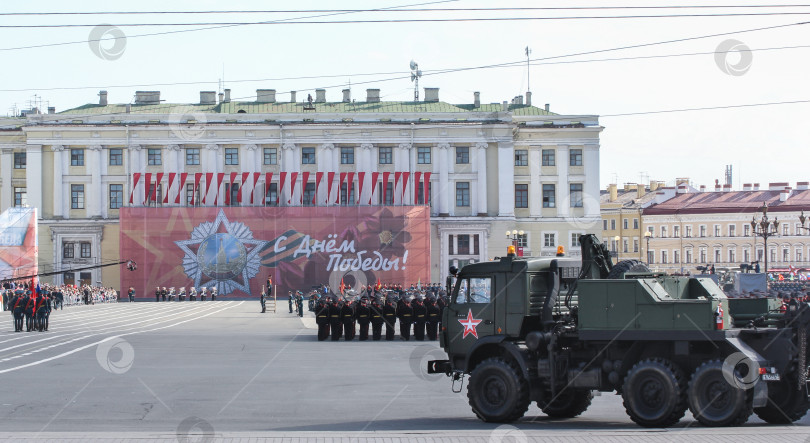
left=454, top=277, right=492, bottom=304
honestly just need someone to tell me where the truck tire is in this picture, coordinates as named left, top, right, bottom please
left=753, top=374, right=810, bottom=424
left=538, top=389, right=593, bottom=418
left=607, top=260, right=650, bottom=280
left=687, top=360, right=752, bottom=426
left=622, top=358, right=687, bottom=427
left=467, top=357, right=530, bottom=423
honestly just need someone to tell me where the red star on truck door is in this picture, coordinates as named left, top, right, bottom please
left=459, top=308, right=483, bottom=339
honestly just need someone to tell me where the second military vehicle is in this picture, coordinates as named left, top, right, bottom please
left=427, top=234, right=809, bottom=427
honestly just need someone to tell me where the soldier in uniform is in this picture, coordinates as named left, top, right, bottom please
left=329, top=297, right=343, bottom=341
left=397, top=297, right=413, bottom=341
left=161, top=287, right=167, bottom=302
left=297, top=292, right=304, bottom=317
left=341, top=297, right=356, bottom=341
left=426, top=296, right=441, bottom=340
left=178, top=287, right=185, bottom=302
left=155, top=286, right=161, bottom=302
left=383, top=296, right=397, bottom=341
left=260, top=288, right=267, bottom=313
left=189, top=287, right=197, bottom=301
left=23, top=291, right=36, bottom=332
left=288, top=291, right=294, bottom=313
left=128, top=287, right=135, bottom=302
left=315, top=296, right=330, bottom=341
left=412, top=296, right=427, bottom=341
left=211, top=287, right=218, bottom=301
left=370, top=297, right=384, bottom=341
left=8, top=292, right=19, bottom=331
left=200, top=287, right=207, bottom=301
left=356, top=296, right=371, bottom=341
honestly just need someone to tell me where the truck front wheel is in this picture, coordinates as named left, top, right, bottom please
left=687, top=360, right=752, bottom=426
left=467, top=357, right=530, bottom=423
left=622, top=358, right=687, bottom=427
left=753, top=374, right=809, bottom=424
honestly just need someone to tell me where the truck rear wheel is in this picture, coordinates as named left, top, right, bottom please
left=607, top=260, right=650, bottom=279
left=467, top=357, right=530, bottom=423
left=622, top=358, right=687, bottom=427
left=687, top=360, right=752, bottom=426
left=753, top=374, right=810, bottom=424
left=538, top=389, right=593, bottom=418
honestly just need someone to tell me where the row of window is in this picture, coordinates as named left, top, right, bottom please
left=604, top=218, right=640, bottom=231
left=647, top=247, right=802, bottom=265
left=39, top=146, right=586, bottom=169
left=62, top=242, right=92, bottom=259
left=514, top=184, right=584, bottom=209
left=648, top=223, right=805, bottom=238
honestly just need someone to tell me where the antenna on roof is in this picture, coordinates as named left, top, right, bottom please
left=410, top=60, right=422, bottom=102
left=525, top=46, right=532, bottom=93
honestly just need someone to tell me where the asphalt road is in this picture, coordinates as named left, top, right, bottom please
left=0, top=301, right=808, bottom=442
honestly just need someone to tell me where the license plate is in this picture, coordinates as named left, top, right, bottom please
left=761, top=373, right=781, bottom=381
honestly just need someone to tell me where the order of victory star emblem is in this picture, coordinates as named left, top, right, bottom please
left=175, top=210, right=268, bottom=296
left=459, top=308, right=483, bottom=339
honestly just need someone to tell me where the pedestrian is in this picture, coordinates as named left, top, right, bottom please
left=356, top=296, right=371, bottom=341
left=329, top=297, right=343, bottom=341
left=161, top=287, right=167, bottom=301
left=341, top=297, right=356, bottom=341
left=412, top=296, right=427, bottom=341
left=297, top=292, right=304, bottom=317
left=398, top=297, right=413, bottom=341
left=288, top=291, right=294, bottom=313
left=260, top=288, right=266, bottom=313
left=383, top=296, right=397, bottom=341
left=128, top=287, right=135, bottom=302
left=155, top=286, right=160, bottom=302
left=370, top=297, right=384, bottom=341
left=316, top=296, right=330, bottom=341
left=426, top=296, right=440, bottom=340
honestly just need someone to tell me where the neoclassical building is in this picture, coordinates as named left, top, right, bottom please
left=0, top=87, right=603, bottom=288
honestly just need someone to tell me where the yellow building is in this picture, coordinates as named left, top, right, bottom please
left=600, top=182, right=663, bottom=263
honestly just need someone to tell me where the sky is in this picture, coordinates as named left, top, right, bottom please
left=0, top=0, right=808, bottom=190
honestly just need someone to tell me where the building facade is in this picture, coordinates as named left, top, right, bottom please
left=642, top=183, right=810, bottom=274
left=0, top=87, right=603, bottom=289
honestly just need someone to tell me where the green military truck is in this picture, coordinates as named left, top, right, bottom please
left=427, top=234, right=809, bottom=427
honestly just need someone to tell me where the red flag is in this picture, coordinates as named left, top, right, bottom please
left=337, top=172, right=347, bottom=204
left=381, top=172, right=390, bottom=204
left=165, top=173, right=176, bottom=204
left=370, top=172, right=380, bottom=205
left=314, top=172, right=324, bottom=205
left=278, top=172, right=287, bottom=205
left=413, top=171, right=421, bottom=204
left=340, top=278, right=345, bottom=294
left=289, top=172, right=299, bottom=204
left=326, top=172, right=336, bottom=204
left=130, top=173, right=141, bottom=204
left=300, top=171, right=310, bottom=204
left=144, top=173, right=152, bottom=204
left=239, top=172, right=250, bottom=204
left=401, top=172, right=410, bottom=203
left=423, top=172, right=431, bottom=205
left=214, top=173, right=225, bottom=206
left=153, top=173, right=163, bottom=203
left=176, top=172, right=188, bottom=204
left=192, top=173, right=202, bottom=205
left=203, top=173, right=213, bottom=204
left=251, top=172, right=261, bottom=204
left=357, top=172, right=366, bottom=204
left=376, top=277, right=381, bottom=290
left=346, top=172, right=355, bottom=204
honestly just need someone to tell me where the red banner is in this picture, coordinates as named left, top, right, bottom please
left=120, top=206, right=431, bottom=298
left=176, top=173, right=188, bottom=204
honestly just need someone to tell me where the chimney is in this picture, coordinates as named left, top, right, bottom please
left=200, top=91, right=217, bottom=105
left=714, top=183, right=722, bottom=192
left=769, top=182, right=789, bottom=191
left=781, top=190, right=791, bottom=202
left=544, top=104, right=550, bottom=112
left=473, top=92, right=480, bottom=108
left=218, top=92, right=224, bottom=103
left=256, top=89, right=276, bottom=103
left=366, top=89, right=380, bottom=103
left=676, top=177, right=689, bottom=186
left=290, top=91, right=296, bottom=103
left=525, top=91, right=532, bottom=106
left=342, top=89, right=351, bottom=103
left=699, top=185, right=706, bottom=193
left=797, top=181, right=809, bottom=190
left=502, top=101, right=508, bottom=112
left=99, top=90, right=108, bottom=106
left=677, top=184, right=689, bottom=194
left=608, top=184, right=618, bottom=202
left=315, top=89, right=326, bottom=103
left=753, top=183, right=760, bottom=191
left=47, top=107, right=55, bottom=114
left=512, top=96, right=523, bottom=105
left=649, top=181, right=659, bottom=192
left=424, top=87, right=439, bottom=102
left=636, top=183, right=646, bottom=198
left=743, top=183, right=752, bottom=191
left=223, top=89, right=231, bottom=103
left=623, top=183, right=635, bottom=192
left=134, top=91, right=160, bottom=104
left=723, top=184, right=732, bottom=192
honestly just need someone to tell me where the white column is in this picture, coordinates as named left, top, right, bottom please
left=282, top=142, right=296, bottom=205
left=556, top=144, right=569, bottom=218
left=204, top=144, right=220, bottom=204
left=360, top=143, right=374, bottom=205
left=397, top=143, right=412, bottom=205
left=528, top=146, right=541, bottom=217
left=583, top=144, right=601, bottom=218
left=438, top=143, right=450, bottom=216
left=475, top=142, right=488, bottom=216
left=87, top=145, right=102, bottom=217
left=25, top=145, right=43, bottom=217
left=497, top=141, right=514, bottom=217
left=243, top=144, right=259, bottom=205
left=51, top=145, right=65, bottom=217
left=0, top=148, right=13, bottom=210
left=129, top=145, right=143, bottom=206
left=165, top=144, right=181, bottom=206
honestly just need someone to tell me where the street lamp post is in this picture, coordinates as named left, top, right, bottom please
left=506, top=230, right=525, bottom=255
left=644, top=231, right=652, bottom=263
left=614, top=235, right=621, bottom=262
left=750, top=202, right=779, bottom=274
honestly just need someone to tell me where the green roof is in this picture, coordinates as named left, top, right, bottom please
left=59, top=101, right=556, bottom=116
